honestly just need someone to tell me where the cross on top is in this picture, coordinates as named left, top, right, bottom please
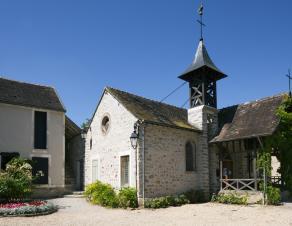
left=197, top=2, right=206, bottom=40
left=286, top=69, right=292, bottom=97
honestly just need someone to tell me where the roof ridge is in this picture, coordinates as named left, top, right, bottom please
left=220, top=93, right=287, bottom=111
left=105, top=86, right=187, bottom=112
left=241, top=93, right=286, bottom=106
left=0, top=76, right=54, bottom=90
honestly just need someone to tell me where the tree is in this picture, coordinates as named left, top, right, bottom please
left=81, top=118, right=91, bottom=130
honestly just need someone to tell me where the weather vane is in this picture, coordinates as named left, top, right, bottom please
left=197, top=1, right=205, bottom=40
left=286, top=69, right=292, bottom=97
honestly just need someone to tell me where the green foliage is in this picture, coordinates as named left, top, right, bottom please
left=84, top=181, right=138, bottom=209
left=266, top=186, right=281, bottom=205
left=81, top=118, right=91, bottom=130
left=144, top=195, right=190, bottom=209
left=184, top=189, right=206, bottom=203
left=257, top=96, right=292, bottom=198
left=0, top=158, right=33, bottom=201
left=274, top=96, right=292, bottom=194
left=118, top=187, right=138, bottom=209
left=211, top=193, right=247, bottom=205
left=85, top=181, right=118, bottom=208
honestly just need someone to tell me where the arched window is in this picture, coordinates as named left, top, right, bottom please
left=186, top=142, right=195, bottom=171
left=101, top=115, right=110, bottom=135
left=90, top=138, right=92, bottom=150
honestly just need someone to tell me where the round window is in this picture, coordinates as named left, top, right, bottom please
left=101, top=115, right=110, bottom=135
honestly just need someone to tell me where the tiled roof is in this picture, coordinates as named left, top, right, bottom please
left=211, top=94, right=286, bottom=143
left=106, top=87, right=198, bottom=131
left=0, top=77, right=66, bottom=112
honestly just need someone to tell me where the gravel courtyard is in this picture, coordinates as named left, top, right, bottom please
left=1, top=197, right=292, bottom=226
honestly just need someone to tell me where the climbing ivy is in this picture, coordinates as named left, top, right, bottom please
left=274, top=95, right=292, bottom=193
left=258, top=95, right=292, bottom=194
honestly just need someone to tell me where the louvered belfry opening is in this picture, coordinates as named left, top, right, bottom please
left=179, top=40, right=227, bottom=109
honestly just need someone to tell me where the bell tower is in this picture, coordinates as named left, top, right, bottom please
left=179, top=3, right=227, bottom=109
left=181, top=3, right=227, bottom=195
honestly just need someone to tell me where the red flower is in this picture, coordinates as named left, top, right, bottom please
left=0, top=201, right=46, bottom=209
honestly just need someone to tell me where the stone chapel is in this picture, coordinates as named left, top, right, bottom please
left=84, top=6, right=285, bottom=204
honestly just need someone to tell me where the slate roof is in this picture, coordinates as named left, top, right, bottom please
left=0, top=77, right=66, bottom=112
left=65, top=116, right=81, bottom=140
left=211, top=94, right=286, bottom=143
left=179, top=40, right=227, bottom=81
left=106, top=87, right=198, bottom=131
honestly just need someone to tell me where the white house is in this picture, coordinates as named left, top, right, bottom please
left=0, top=77, right=83, bottom=197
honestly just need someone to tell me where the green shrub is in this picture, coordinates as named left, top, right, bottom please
left=91, top=183, right=118, bottom=208
left=211, top=193, right=247, bottom=205
left=184, top=189, right=206, bottom=203
left=266, top=186, right=281, bottom=205
left=85, top=181, right=138, bottom=209
left=0, top=158, right=33, bottom=201
left=118, top=187, right=138, bottom=209
left=144, top=195, right=190, bottom=209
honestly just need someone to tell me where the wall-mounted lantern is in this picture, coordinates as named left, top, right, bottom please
left=130, top=123, right=139, bottom=149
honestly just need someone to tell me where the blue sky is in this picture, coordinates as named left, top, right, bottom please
left=0, top=0, right=291, bottom=126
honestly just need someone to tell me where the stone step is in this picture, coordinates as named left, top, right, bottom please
left=64, top=194, right=84, bottom=198
left=64, top=191, right=84, bottom=198
left=72, top=191, right=84, bottom=195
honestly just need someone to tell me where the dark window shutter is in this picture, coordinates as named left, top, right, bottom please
left=32, top=157, right=49, bottom=184
left=34, top=111, right=47, bottom=149
left=186, top=142, right=194, bottom=171
left=0, top=152, right=20, bottom=170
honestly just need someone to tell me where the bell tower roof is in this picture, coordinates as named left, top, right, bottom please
left=179, top=39, right=227, bottom=82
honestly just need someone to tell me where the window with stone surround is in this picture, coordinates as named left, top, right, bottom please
left=92, top=159, right=98, bottom=182
left=120, top=155, right=129, bottom=187
left=186, top=142, right=196, bottom=171
left=101, top=115, right=110, bottom=135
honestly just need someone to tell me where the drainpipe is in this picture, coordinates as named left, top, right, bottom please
left=257, top=136, right=267, bottom=205
left=133, top=120, right=145, bottom=205
left=141, top=124, right=145, bottom=204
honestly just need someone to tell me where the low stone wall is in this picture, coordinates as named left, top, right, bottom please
left=31, top=186, right=71, bottom=199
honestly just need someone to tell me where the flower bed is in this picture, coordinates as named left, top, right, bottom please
left=0, top=200, right=58, bottom=217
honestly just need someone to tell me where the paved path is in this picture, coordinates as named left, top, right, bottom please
left=1, top=198, right=292, bottom=226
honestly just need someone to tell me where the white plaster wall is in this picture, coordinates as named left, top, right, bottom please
left=0, top=103, right=65, bottom=187
left=84, top=91, right=137, bottom=189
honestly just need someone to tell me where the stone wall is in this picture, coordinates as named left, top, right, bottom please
left=84, top=90, right=137, bottom=189
left=142, top=123, right=209, bottom=198
left=188, top=105, right=219, bottom=195
left=66, top=135, right=84, bottom=190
